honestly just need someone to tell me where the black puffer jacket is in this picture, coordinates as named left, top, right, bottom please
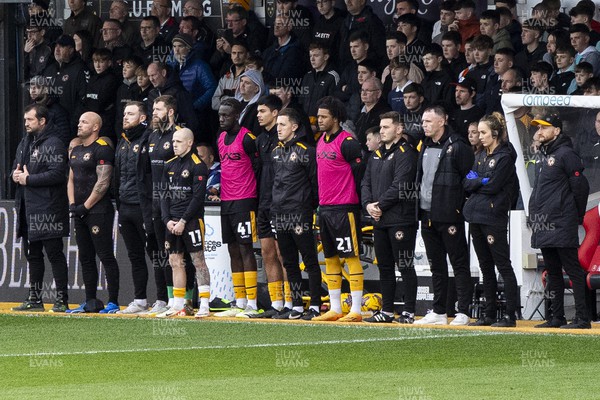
left=271, top=136, right=318, bottom=215
left=114, top=123, right=148, bottom=208
left=417, top=128, right=474, bottom=223
left=463, top=142, right=517, bottom=226
left=12, top=125, right=69, bottom=241
left=529, top=134, right=589, bottom=248
left=362, top=138, right=418, bottom=227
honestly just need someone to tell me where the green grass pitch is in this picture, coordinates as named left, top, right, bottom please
left=1, top=314, right=598, bottom=400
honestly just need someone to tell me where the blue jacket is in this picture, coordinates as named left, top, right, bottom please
left=169, top=48, right=217, bottom=112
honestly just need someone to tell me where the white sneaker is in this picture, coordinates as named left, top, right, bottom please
left=195, top=305, right=210, bottom=319
left=156, top=307, right=182, bottom=318
left=235, top=306, right=260, bottom=318
left=116, top=302, right=148, bottom=314
left=214, top=307, right=244, bottom=317
left=142, top=300, right=169, bottom=317
left=449, top=313, right=470, bottom=326
left=414, top=311, right=448, bottom=325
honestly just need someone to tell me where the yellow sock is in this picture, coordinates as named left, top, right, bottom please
left=283, top=281, right=293, bottom=304
left=346, top=256, right=364, bottom=292
left=325, top=257, right=343, bottom=291
left=232, top=272, right=246, bottom=300
left=268, top=281, right=283, bottom=302
left=244, top=270, right=258, bottom=300
left=173, top=287, right=186, bottom=299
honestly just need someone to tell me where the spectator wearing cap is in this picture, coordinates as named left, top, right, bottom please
left=432, top=0, right=456, bottom=45
left=570, top=5, right=600, bottom=47
left=449, top=76, right=483, bottom=138
left=421, top=44, right=455, bottom=111
left=483, top=47, right=514, bottom=114
left=448, top=0, right=479, bottom=51
left=312, top=0, right=347, bottom=71
left=181, top=2, right=216, bottom=58
left=480, top=9, right=513, bottom=54
left=146, top=62, right=201, bottom=141
left=62, top=0, right=103, bottom=48
left=262, top=14, right=307, bottom=83
left=168, top=33, right=217, bottom=116
left=42, top=34, right=90, bottom=136
left=570, top=24, right=600, bottom=76
left=235, top=69, right=266, bottom=135
left=514, top=19, right=546, bottom=77
left=28, top=76, right=71, bottom=146
left=529, top=61, right=554, bottom=94
left=134, top=16, right=170, bottom=66
left=109, top=0, right=142, bottom=47
left=354, top=78, right=391, bottom=149
left=24, top=23, right=52, bottom=80
left=151, top=0, right=178, bottom=44
left=550, top=46, right=575, bottom=95
left=339, top=0, right=387, bottom=69
left=441, top=31, right=468, bottom=81
left=529, top=112, right=591, bottom=329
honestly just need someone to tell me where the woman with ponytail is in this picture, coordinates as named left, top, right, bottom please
left=463, top=112, right=520, bottom=327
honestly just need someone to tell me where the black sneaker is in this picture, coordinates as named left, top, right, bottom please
left=534, top=317, right=567, bottom=328
left=490, top=316, right=516, bottom=328
left=272, top=307, right=292, bottom=319
left=301, top=308, right=321, bottom=321
left=49, top=301, right=69, bottom=313
left=12, top=300, right=44, bottom=312
left=364, top=311, right=394, bottom=323
left=468, top=316, right=496, bottom=326
left=395, top=311, right=415, bottom=324
left=560, top=318, right=591, bottom=329
left=289, top=310, right=304, bottom=320
left=209, top=297, right=233, bottom=311
left=248, top=308, right=280, bottom=319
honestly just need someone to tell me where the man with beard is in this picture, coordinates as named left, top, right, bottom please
left=115, top=102, right=167, bottom=314
left=28, top=76, right=70, bottom=146
left=11, top=104, right=69, bottom=312
left=140, top=95, right=195, bottom=315
left=66, top=112, right=120, bottom=314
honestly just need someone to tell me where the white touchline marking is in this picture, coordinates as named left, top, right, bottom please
left=0, top=332, right=499, bottom=358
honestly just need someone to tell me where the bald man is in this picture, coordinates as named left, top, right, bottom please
left=67, top=112, right=121, bottom=314
left=158, top=128, right=210, bottom=318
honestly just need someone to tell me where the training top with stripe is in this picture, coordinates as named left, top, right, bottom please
left=161, top=150, right=208, bottom=225
left=69, top=138, right=114, bottom=213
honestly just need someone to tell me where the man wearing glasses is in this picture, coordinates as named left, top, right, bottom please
left=354, top=77, right=391, bottom=149
left=182, top=0, right=216, bottom=54
left=24, top=23, right=51, bottom=80
left=151, top=0, right=178, bottom=43
left=109, top=0, right=142, bottom=46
